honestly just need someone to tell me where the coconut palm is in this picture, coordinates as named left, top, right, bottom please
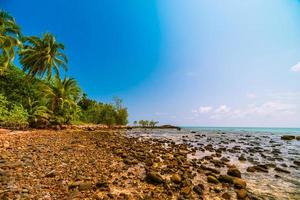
left=19, top=33, right=67, bottom=80
left=26, top=97, right=52, bottom=127
left=0, top=10, right=21, bottom=74
left=41, top=76, right=81, bottom=124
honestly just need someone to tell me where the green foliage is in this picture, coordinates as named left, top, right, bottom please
left=0, top=64, right=39, bottom=106
left=41, top=76, right=81, bottom=124
left=19, top=33, right=68, bottom=80
left=0, top=10, right=21, bottom=74
left=0, top=10, right=129, bottom=128
left=79, top=95, right=128, bottom=126
left=0, top=93, right=28, bottom=128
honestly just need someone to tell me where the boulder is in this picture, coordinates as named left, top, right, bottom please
left=227, top=168, right=241, bottom=178
left=281, top=135, right=295, bottom=140
left=233, top=178, right=246, bottom=189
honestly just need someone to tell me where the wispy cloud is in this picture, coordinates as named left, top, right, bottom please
left=192, top=106, right=213, bottom=114
left=199, top=106, right=213, bottom=113
left=291, top=62, right=300, bottom=72
left=215, top=105, right=230, bottom=113
left=210, top=101, right=296, bottom=120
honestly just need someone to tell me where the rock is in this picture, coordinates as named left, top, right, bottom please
left=193, top=185, right=203, bottom=195
left=207, top=175, right=220, bottom=184
left=181, top=186, right=192, bottom=196
left=253, top=165, right=268, bottom=173
left=145, top=171, right=164, bottom=184
left=79, top=182, right=93, bottom=191
left=246, top=166, right=255, bottom=172
left=274, top=167, right=290, bottom=174
left=236, top=189, right=247, bottom=199
left=221, top=157, right=230, bottom=162
left=227, top=168, right=241, bottom=178
left=238, top=155, right=246, bottom=161
left=45, top=170, right=56, bottom=178
left=296, top=136, right=300, bottom=141
left=68, top=181, right=80, bottom=190
left=171, top=173, right=182, bottom=184
left=218, top=175, right=233, bottom=184
left=96, top=180, right=109, bottom=191
left=281, top=135, right=295, bottom=140
left=221, top=192, right=231, bottom=200
left=233, top=178, right=246, bottom=189
left=293, top=160, right=300, bottom=166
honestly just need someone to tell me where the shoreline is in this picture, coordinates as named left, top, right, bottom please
left=1, top=128, right=299, bottom=199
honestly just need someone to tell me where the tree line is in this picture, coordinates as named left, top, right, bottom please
left=133, top=120, right=159, bottom=128
left=0, top=10, right=128, bottom=129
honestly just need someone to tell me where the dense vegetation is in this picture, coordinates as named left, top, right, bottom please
left=0, top=10, right=128, bottom=129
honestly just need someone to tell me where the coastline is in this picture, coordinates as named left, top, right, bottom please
left=1, top=128, right=299, bottom=199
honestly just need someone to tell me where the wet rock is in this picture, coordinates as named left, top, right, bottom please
left=293, top=160, right=300, bottom=166
left=221, top=157, right=230, bottom=162
left=171, top=173, right=182, bottom=184
left=207, top=175, right=220, bottom=184
left=253, top=165, right=268, bottom=173
left=246, top=166, right=255, bottom=173
left=227, top=168, right=241, bottom=178
left=274, top=167, right=290, bottom=174
left=238, top=155, right=246, bottom=161
left=236, top=189, right=247, bottom=199
left=201, top=165, right=220, bottom=174
left=281, top=135, right=295, bottom=140
left=233, top=178, right=246, bottom=189
left=145, top=171, right=164, bottom=185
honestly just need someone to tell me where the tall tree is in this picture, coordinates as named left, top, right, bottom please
left=41, top=76, right=81, bottom=124
left=19, top=33, right=67, bottom=80
left=0, top=10, right=21, bottom=74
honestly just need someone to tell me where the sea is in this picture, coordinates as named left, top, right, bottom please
left=181, top=127, right=300, bottom=135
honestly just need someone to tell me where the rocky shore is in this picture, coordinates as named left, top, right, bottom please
left=0, top=128, right=299, bottom=199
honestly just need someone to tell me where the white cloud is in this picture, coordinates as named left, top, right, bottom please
left=199, top=106, right=212, bottom=113
left=210, top=101, right=296, bottom=120
left=215, top=105, right=230, bottom=113
left=291, top=62, right=300, bottom=72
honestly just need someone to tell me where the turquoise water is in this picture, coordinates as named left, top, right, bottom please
left=182, top=127, right=300, bottom=135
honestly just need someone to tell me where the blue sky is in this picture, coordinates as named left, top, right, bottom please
left=1, top=0, right=300, bottom=127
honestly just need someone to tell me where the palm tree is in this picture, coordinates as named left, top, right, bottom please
left=19, top=33, right=67, bottom=80
left=26, top=97, right=52, bottom=127
left=41, top=76, right=81, bottom=124
left=0, top=10, right=21, bottom=74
